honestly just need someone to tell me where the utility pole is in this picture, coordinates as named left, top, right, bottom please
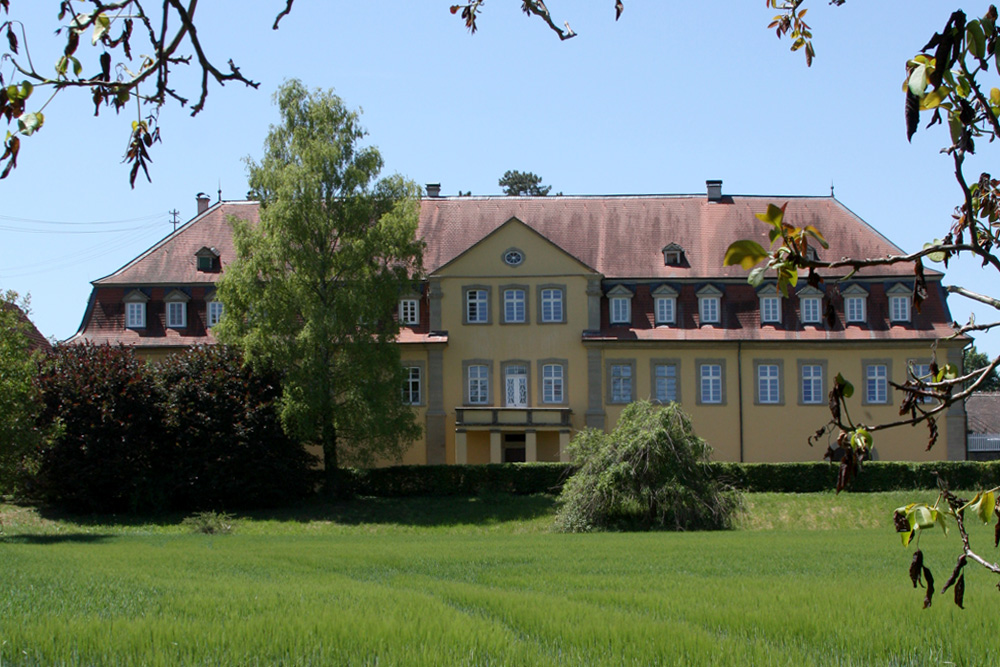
left=169, top=209, right=180, bottom=233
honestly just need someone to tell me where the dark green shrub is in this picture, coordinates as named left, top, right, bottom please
left=181, top=510, right=235, bottom=534
left=34, top=344, right=167, bottom=513
left=344, top=463, right=571, bottom=497
left=554, top=400, right=741, bottom=532
left=157, top=345, right=319, bottom=510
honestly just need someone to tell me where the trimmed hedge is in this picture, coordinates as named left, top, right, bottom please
left=341, top=460, right=1000, bottom=498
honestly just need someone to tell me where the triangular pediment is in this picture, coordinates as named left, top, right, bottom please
left=432, top=217, right=599, bottom=277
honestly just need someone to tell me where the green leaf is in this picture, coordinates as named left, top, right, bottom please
left=92, top=13, right=110, bottom=45
left=948, top=112, right=963, bottom=146
left=16, top=112, right=43, bottom=136
left=968, top=21, right=986, bottom=60
left=723, top=240, right=769, bottom=269
left=992, top=88, right=1000, bottom=106
left=901, top=529, right=914, bottom=547
left=912, top=504, right=936, bottom=530
left=923, top=240, right=947, bottom=263
left=936, top=363, right=958, bottom=381
left=919, top=86, right=950, bottom=111
left=747, top=265, right=767, bottom=287
left=851, top=427, right=872, bottom=451
left=802, top=225, right=829, bottom=249
left=755, top=203, right=785, bottom=229
left=835, top=373, right=854, bottom=398
left=908, top=63, right=928, bottom=96
left=962, top=491, right=996, bottom=524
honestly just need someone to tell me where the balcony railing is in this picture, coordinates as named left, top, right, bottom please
left=455, top=406, right=572, bottom=428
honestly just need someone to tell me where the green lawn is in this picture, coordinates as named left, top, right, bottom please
left=2, top=491, right=997, bottom=666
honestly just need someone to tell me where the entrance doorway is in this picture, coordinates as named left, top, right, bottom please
left=502, top=433, right=526, bottom=463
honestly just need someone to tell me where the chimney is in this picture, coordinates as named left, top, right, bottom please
left=196, top=192, right=211, bottom=215
left=706, top=180, right=723, bottom=202
left=425, top=183, right=441, bottom=198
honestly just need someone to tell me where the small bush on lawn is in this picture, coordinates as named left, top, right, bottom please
left=555, top=400, right=741, bottom=532
left=181, top=510, right=235, bottom=534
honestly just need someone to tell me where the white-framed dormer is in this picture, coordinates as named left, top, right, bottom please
left=398, top=293, right=420, bottom=326
left=652, top=284, right=678, bottom=326
left=887, top=283, right=912, bottom=324
left=796, top=285, right=824, bottom=326
left=842, top=284, right=869, bottom=324
left=123, top=289, right=149, bottom=329
left=696, top=284, right=723, bottom=325
left=607, top=284, right=634, bottom=326
left=195, top=246, right=220, bottom=273
left=661, top=242, right=685, bottom=267
left=164, top=289, right=190, bottom=329
left=756, top=284, right=782, bottom=326
left=205, top=290, right=224, bottom=328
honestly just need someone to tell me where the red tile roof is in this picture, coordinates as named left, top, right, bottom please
left=967, top=393, right=1000, bottom=434
left=417, top=195, right=929, bottom=278
left=3, top=303, right=51, bottom=351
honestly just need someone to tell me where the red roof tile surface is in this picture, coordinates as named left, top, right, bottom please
left=3, top=303, right=51, bottom=351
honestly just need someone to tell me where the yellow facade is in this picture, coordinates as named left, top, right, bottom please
left=396, top=218, right=966, bottom=465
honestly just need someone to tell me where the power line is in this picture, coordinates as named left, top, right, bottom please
left=0, top=212, right=166, bottom=226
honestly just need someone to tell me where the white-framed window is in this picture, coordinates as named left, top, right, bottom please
left=845, top=296, right=866, bottom=323
left=468, top=365, right=489, bottom=405
left=801, top=297, right=821, bottom=324
left=542, top=364, right=564, bottom=404
left=760, top=296, right=781, bottom=324
left=126, top=301, right=146, bottom=329
left=610, top=296, right=631, bottom=324
left=801, top=364, right=824, bottom=404
left=399, top=298, right=419, bottom=326
left=167, top=301, right=186, bottom=328
left=540, top=288, right=563, bottom=323
left=207, top=300, right=224, bottom=327
left=654, top=363, right=677, bottom=403
left=757, top=364, right=781, bottom=404
left=466, top=289, right=488, bottom=324
left=911, top=362, right=933, bottom=403
left=700, top=364, right=722, bottom=404
left=699, top=296, right=720, bottom=324
left=401, top=366, right=421, bottom=405
left=890, top=295, right=911, bottom=323
left=866, top=364, right=888, bottom=404
left=655, top=297, right=676, bottom=325
left=610, top=364, right=632, bottom=403
left=504, top=288, right=526, bottom=323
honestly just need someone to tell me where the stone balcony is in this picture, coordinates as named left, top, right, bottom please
left=454, top=406, right=572, bottom=428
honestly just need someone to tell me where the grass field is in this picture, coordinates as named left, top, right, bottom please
left=2, top=491, right=998, bottom=666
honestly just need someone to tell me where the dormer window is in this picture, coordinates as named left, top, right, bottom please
left=399, top=298, right=420, bottom=326
left=842, top=284, right=869, bottom=324
left=652, top=284, right=678, bottom=325
left=123, top=289, right=149, bottom=329
left=662, top=243, right=685, bottom=266
left=887, top=283, right=912, bottom=323
left=697, top=285, right=723, bottom=325
left=607, top=285, right=634, bottom=325
left=164, top=289, right=190, bottom=329
left=797, top=286, right=824, bottom=325
left=757, top=284, right=782, bottom=325
left=195, top=246, right=221, bottom=272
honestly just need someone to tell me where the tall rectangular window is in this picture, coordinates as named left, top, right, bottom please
left=610, top=364, right=632, bottom=403
left=801, top=364, right=824, bottom=404
left=654, top=364, right=677, bottom=403
left=846, top=296, right=866, bottom=323
left=541, top=288, right=563, bottom=323
left=207, top=301, right=224, bottom=327
left=401, top=366, right=421, bottom=405
left=610, top=297, right=630, bottom=324
left=866, top=364, right=888, bottom=403
left=167, top=301, right=186, bottom=328
left=700, top=364, right=722, bottom=404
left=760, top=296, right=781, bottom=324
left=655, top=297, right=675, bottom=325
left=467, top=289, right=488, bottom=323
left=700, top=296, right=720, bottom=324
left=126, top=302, right=145, bottom=329
left=542, top=364, right=564, bottom=403
left=757, top=364, right=780, bottom=404
left=890, top=295, right=910, bottom=322
left=468, top=365, right=489, bottom=404
left=912, top=363, right=933, bottom=403
left=801, top=297, right=821, bottom=324
left=399, top=299, right=419, bottom=325
left=504, top=289, right=526, bottom=323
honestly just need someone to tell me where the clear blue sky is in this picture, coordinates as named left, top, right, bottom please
left=1, top=1, right=996, bottom=356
